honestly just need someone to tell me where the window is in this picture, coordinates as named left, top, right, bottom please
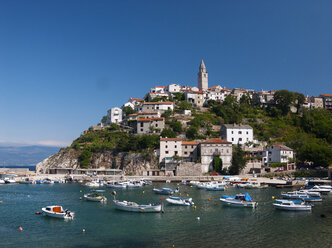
left=175, top=145, right=177, bottom=148
left=155, top=124, right=158, bottom=127
left=246, top=138, right=248, bottom=141
left=185, top=146, right=187, bottom=149
left=141, top=129, right=143, bottom=132
left=165, top=151, right=169, bottom=154
left=239, top=138, right=242, bottom=141
left=140, top=123, right=143, bottom=127
left=190, top=152, right=193, bottom=155
left=231, top=131, right=234, bottom=134
left=184, top=152, right=188, bottom=155
left=227, top=149, right=229, bottom=153
left=232, top=138, right=234, bottom=141
left=175, top=151, right=178, bottom=155
left=239, top=131, right=242, bottom=134
left=215, top=148, right=218, bottom=152
left=165, top=145, right=168, bottom=148
left=246, top=131, right=248, bottom=134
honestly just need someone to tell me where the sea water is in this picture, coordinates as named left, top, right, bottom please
left=1, top=183, right=332, bottom=247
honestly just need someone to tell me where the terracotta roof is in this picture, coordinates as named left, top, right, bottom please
left=143, top=102, right=173, bottom=105
left=200, top=138, right=232, bottom=144
left=320, top=94, right=332, bottom=97
left=182, top=141, right=198, bottom=145
left=138, top=112, right=159, bottom=114
left=137, top=117, right=164, bottom=122
left=130, top=97, right=143, bottom=102
left=160, top=137, right=182, bottom=141
left=192, top=91, right=204, bottom=94
left=155, top=86, right=166, bottom=88
left=128, top=113, right=138, bottom=116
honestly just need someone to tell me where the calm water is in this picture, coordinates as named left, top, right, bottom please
left=1, top=183, right=332, bottom=248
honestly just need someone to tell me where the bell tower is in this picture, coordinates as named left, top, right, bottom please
left=198, top=59, right=208, bottom=91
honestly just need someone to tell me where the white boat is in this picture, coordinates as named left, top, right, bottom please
left=42, top=206, right=75, bottom=219
left=107, top=182, right=127, bottom=189
left=4, top=178, right=16, bottom=184
left=220, top=193, right=258, bottom=208
left=297, top=190, right=321, bottom=198
left=244, top=182, right=268, bottom=189
left=0, top=179, right=5, bottom=184
left=166, top=196, right=194, bottom=206
left=307, top=186, right=331, bottom=194
left=281, top=191, right=322, bottom=202
left=126, top=181, right=143, bottom=188
left=189, top=181, right=200, bottom=186
left=42, top=178, right=54, bottom=184
left=84, top=193, right=107, bottom=202
left=317, top=185, right=332, bottom=190
left=206, top=185, right=225, bottom=191
left=273, top=200, right=312, bottom=211
left=113, top=200, right=162, bottom=213
left=85, top=181, right=100, bottom=187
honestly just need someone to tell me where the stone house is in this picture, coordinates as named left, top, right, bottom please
left=136, top=117, right=165, bottom=134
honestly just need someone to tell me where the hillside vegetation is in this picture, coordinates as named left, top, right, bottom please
left=68, top=90, right=332, bottom=169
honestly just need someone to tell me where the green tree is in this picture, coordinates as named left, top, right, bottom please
left=170, top=121, right=182, bottom=133
left=101, top=115, right=108, bottom=124
left=212, top=156, right=223, bottom=173
left=229, top=145, right=246, bottom=175
left=294, top=92, right=305, bottom=113
left=122, top=106, right=135, bottom=116
left=78, top=150, right=92, bottom=169
left=160, top=128, right=177, bottom=138
left=186, top=126, right=198, bottom=140
left=178, top=101, right=192, bottom=111
left=173, top=92, right=184, bottom=101
left=274, top=90, right=295, bottom=115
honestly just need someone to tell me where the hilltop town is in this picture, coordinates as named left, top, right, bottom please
left=36, top=60, right=332, bottom=177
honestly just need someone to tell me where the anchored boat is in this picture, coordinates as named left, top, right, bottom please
left=41, top=206, right=75, bottom=219
left=273, top=199, right=312, bottom=211
left=220, top=193, right=258, bottom=208
left=84, top=193, right=107, bottom=202
left=113, top=200, right=162, bottom=213
left=166, top=196, right=194, bottom=206
left=153, top=188, right=174, bottom=195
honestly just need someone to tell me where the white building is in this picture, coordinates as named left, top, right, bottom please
left=159, top=138, right=182, bottom=163
left=199, top=139, right=232, bottom=173
left=198, top=60, right=208, bottom=91
left=184, top=91, right=204, bottom=107
left=107, top=107, right=123, bottom=124
left=268, top=145, right=294, bottom=164
left=140, top=102, right=174, bottom=114
left=205, top=86, right=231, bottom=102
left=220, top=124, right=253, bottom=145
left=123, top=97, right=144, bottom=110
left=167, top=84, right=181, bottom=93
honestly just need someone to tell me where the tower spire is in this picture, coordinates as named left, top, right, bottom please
left=198, top=59, right=208, bottom=91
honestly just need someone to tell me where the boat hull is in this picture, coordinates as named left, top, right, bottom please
left=42, top=208, right=75, bottom=219
left=113, top=200, right=161, bottom=213
left=273, top=203, right=311, bottom=211
left=220, top=198, right=257, bottom=208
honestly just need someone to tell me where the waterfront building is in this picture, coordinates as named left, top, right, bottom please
left=137, top=117, right=165, bottom=134
left=267, top=145, right=295, bottom=170
left=181, top=141, right=198, bottom=162
left=198, top=60, right=208, bottom=91
left=309, top=96, right=324, bottom=109
left=220, top=124, right=253, bottom=145
left=159, top=137, right=182, bottom=163
left=320, top=94, right=332, bottom=111
left=199, top=138, right=232, bottom=173
left=107, top=107, right=123, bottom=124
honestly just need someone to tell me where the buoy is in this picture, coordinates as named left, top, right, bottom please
left=179, top=193, right=181, bottom=196
left=214, top=203, right=217, bottom=206
left=79, top=197, right=82, bottom=200
left=80, top=190, right=82, bottom=192
left=35, top=211, right=41, bottom=215
left=194, top=206, right=197, bottom=210
left=0, top=201, right=3, bottom=204
left=18, top=226, right=23, bottom=232
left=142, top=191, right=145, bottom=194
left=196, top=217, right=200, bottom=221
left=208, top=198, right=212, bottom=201
left=186, top=194, right=189, bottom=197
left=82, top=228, right=86, bottom=232
left=272, top=196, right=275, bottom=199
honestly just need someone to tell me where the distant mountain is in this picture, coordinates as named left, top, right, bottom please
left=0, top=145, right=61, bottom=167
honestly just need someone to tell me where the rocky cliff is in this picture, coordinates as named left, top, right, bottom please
left=36, top=148, right=159, bottom=175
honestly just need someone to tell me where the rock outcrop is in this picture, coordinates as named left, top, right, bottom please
left=36, top=148, right=159, bottom=175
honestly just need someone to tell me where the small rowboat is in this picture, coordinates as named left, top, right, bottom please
left=84, top=193, right=107, bottom=202
left=153, top=188, right=174, bottom=195
left=113, top=200, right=162, bottom=213
left=166, top=196, right=194, bottom=206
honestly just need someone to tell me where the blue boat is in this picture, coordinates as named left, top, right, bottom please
left=220, top=193, right=258, bottom=208
left=153, top=188, right=174, bottom=195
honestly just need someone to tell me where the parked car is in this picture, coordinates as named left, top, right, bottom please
left=210, top=172, right=219, bottom=176
left=275, top=168, right=286, bottom=172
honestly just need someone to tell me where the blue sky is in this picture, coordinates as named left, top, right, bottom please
left=0, top=0, right=331, bottom=147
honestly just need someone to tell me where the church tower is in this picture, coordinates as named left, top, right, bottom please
left=198, top=59, right=208, bottom=91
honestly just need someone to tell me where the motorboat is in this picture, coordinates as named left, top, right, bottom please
left=166, top=196, right=194, bottom=206
left=307, top=186, right=331, bottom=194
left=244, top=182, right=268, bottom=189
left=297, top=190, right=321, bottom=198
left=42, top=178, right=54, bottom=184
left=220, top=193, right=258, bottom=208
left=318, top=185, right=332, bottom=190
left=281, top=191, right=322, bottom=202
left=84, top=193, right=107, bottom=202
left=126, top=181, right=143, bottom=188
left=42, top=206, right=75, bottom=219
left=4, top=178, right=16, bottom=184
left=273, top=200, right=312, bottom=211
left=189, top=181, right=200, bottom=186
left=153, top=188, right=174, bottom=195
left=0, top=179, right=6, bottom=184
left=206, top=185, right=225, bottom=191
left=113, top=200, right=162, bottom=213
left=107, top=182, right=127, bottom=189
left=85, top=181, right=100, bottom=187
left=18, top=178, right=32, bottom=184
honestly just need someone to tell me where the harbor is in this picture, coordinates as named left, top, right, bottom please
left=1, top=180, right=332, bottom=247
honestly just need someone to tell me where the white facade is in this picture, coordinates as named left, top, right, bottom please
left=220, top=124, right=253, bottom=145
left=141, top=102, right=174, bottom=114
left=268, top=145, right=294, bottom=164
left=198, top=60, right=208, bottom=91
left=107, top=107, right=123, bottom=124
left=168, top=84, right=181, bottom=93
left=159, top=138, right=182, bottom=163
